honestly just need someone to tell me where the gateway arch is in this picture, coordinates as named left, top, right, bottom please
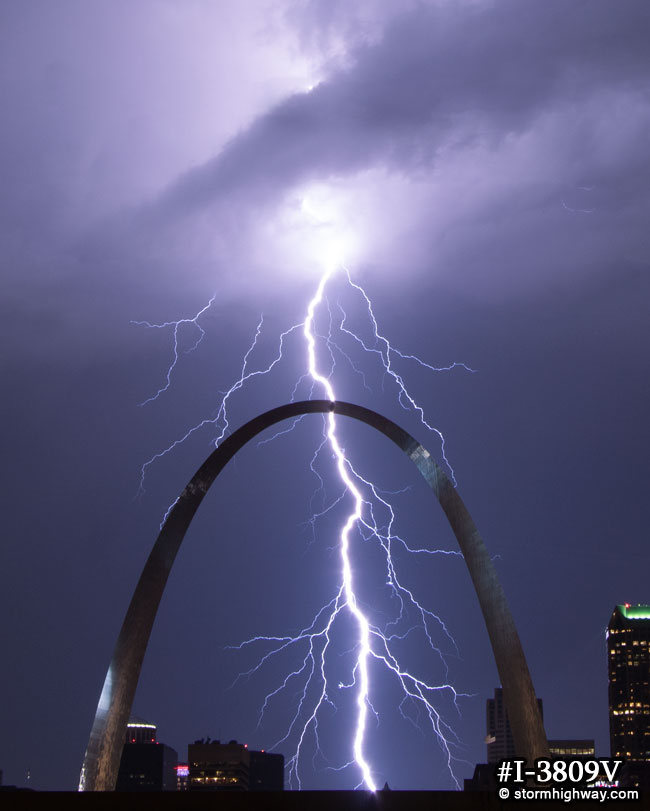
left=80, top=399, right=548, bottom=791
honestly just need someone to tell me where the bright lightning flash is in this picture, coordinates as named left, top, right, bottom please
left=303, top=268, right=376, bottom=788
left=135, top=209, right=475, bottom=790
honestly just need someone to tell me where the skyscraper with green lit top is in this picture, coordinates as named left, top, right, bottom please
left=608, top=604, right=650, bottom=764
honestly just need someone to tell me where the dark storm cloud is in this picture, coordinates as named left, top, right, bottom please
left=153, top=0, right=650, bottom=220
left=5, top=0, right=650, bottom=316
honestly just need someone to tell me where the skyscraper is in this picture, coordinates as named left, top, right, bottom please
left=608, top=604, right=650, bottom=762
left=486, top=688, right=544, bottom=763
left=116, top=718, right=177, bottom=791
left=465, top=687, right=593, bottom=790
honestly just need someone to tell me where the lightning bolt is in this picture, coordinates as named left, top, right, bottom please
left=136, top=261, right=474, bottom=790
left=131, top=295, right=217, bottom=406
left=303, top=268, right=377, bottom=788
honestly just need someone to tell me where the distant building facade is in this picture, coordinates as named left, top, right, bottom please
left=486, top=687, right=544, bottom=763
left=116, top=717, right=177, bottom=791
left=548, top=740, right=595, bottom=758
left=175, top=763, right=189, bottom=791
left=608, top=604, right=650, bottom=780
left=188, top=739, right=283, bottom=791
left=465, top=689, right=594, bottom=791
left=116, top=743, right=178, bottom=791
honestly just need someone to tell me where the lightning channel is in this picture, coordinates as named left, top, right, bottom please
left=131, top=295, right=217, bottom=406
left=137, top=262, right=474, bottom=790
left=302, top=267, right=377, bottom=789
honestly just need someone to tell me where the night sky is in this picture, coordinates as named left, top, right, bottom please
left=2, top=0, right=649, bottom=793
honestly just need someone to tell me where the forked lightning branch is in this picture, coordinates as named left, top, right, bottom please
left=136, top=257, right=475, bottom=790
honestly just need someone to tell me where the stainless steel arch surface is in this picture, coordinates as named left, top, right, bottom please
left=80, top=400, right=548, bottom=790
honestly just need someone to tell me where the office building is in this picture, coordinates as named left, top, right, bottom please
left=486, top=687, right=544, bottom=763
left=548, top=740, right=595, bottom=758
left=608, top=604, right=650, bottom=774
left=188, top=739, right=283, bottom=791
left=116, top=717, right=177, bottom=791
left=466, top=688, right=594, bottom=790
